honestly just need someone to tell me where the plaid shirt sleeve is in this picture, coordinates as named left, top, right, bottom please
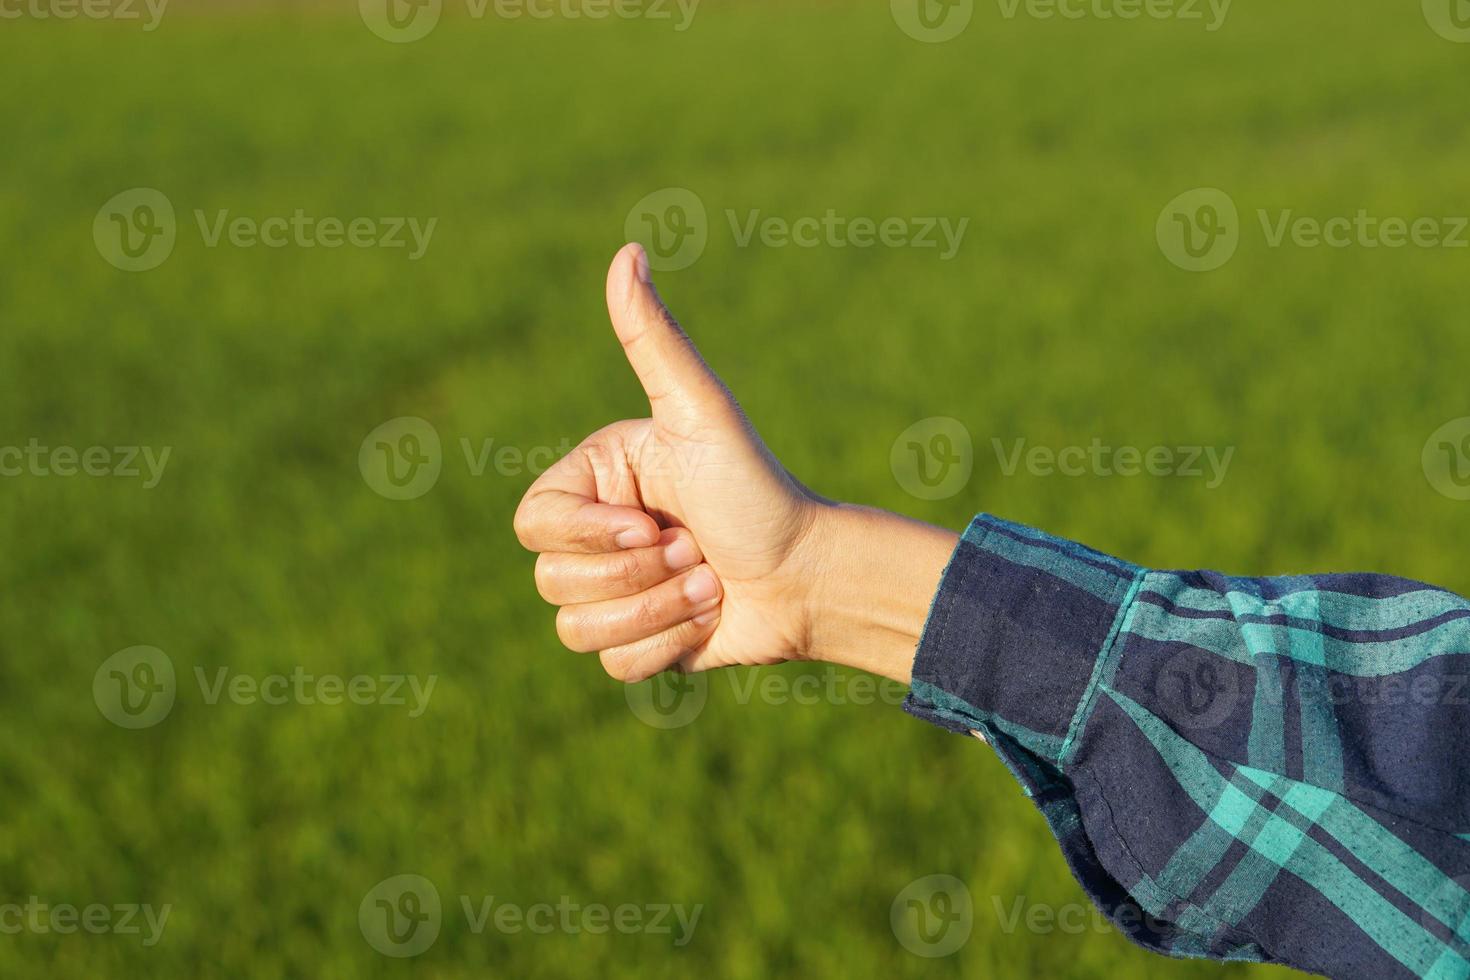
left=902, top=514, right=1470, bottom=979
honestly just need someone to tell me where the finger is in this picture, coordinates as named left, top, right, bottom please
left=554, top=563, right=722, bottom=653
left=668, top=627, right=731, bottom=676
left=534, top=527, right=702, bottom=604
left=514, top=443, right=659, bottom=553
left=516, top=490, right=658, bottom=553
left=599, top=613, right=721, bottom=684
left=605, top=242, right=737, bottom=423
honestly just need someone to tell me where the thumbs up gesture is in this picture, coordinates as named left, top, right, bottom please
left=515, top=244, right=956, bottom=684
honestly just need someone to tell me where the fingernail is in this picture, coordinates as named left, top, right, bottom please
left=683, top=565, right=719, bottom=604
left=692, top=609, right=720, bottom=627
left=664, top=536, right=700, bottom=570
left=631, top=243, right=652, bottom=283
left=617, top=526, right=655, bottom=549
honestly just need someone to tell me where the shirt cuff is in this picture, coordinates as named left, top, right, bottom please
left=902, top=513, right=1145, bottom=770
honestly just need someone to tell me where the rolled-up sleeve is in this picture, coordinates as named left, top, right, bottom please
left=904, top=514, right=1470, bottom=980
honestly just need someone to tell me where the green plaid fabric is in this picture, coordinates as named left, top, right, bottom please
left=904, top=514, right=1470, bottom=978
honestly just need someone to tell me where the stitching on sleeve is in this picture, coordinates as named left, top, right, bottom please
left=1058, top=568, right=1147, bottom=769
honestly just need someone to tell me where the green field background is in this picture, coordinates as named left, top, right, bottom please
left=2, top=1, right=1467, bottom=976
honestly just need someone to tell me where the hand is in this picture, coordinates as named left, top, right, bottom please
left=514, top=242, right=821, bottom=681
left=514, top=243, right=957, bottom=684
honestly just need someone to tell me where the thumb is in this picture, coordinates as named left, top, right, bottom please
left=605, top=242, right=734, bottom=423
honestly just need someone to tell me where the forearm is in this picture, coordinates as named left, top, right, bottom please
left=797, top=503, right=957, bottom=684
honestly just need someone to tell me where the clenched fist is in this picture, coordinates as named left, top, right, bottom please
left=514, top=244, right=956, bottom=684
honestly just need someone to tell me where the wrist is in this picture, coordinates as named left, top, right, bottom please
left=793, top=501, right=959, bottom=683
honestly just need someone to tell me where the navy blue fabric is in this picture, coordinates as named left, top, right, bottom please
left=902, top=514, right=1470, bottom=978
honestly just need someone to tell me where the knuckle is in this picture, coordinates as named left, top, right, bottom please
left=599, top=648, right=633, bottom=683
left=533, top=554, right=561, bottom=602
left=572, top=518, right=615, bottom=552
left=609, top=549, right=644, bottom=584
left=603, top=644, right=665, bottom=685
left=554, top=608, right=592, bottom=653
left=512, top=501, right=535, bottom=549
left=630, top=592, right=669, bottom=635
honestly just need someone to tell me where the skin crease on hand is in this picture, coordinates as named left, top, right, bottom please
left=514, top=243, right=959, bottom=686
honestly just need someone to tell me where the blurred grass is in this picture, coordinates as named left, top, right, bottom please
left=1, top=1, right=1467, bottom=976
